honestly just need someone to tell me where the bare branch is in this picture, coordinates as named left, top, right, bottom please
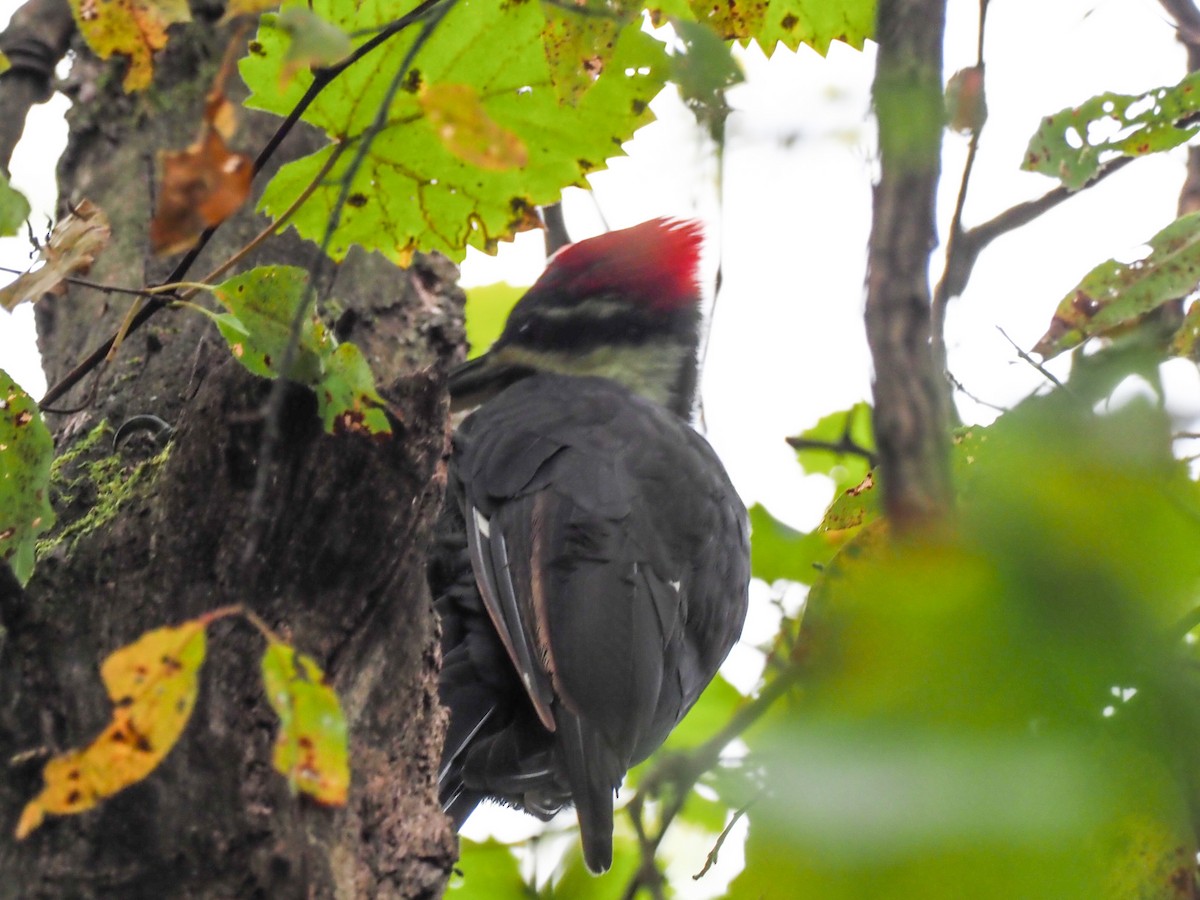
left=0, top=0, right=73, bottom=175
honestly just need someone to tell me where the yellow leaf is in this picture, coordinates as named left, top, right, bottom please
left=261, top=641, right=349, bottom=806
left=69, top=0, right=191, bottom=92
left=16, top=619, right=207, bottom=839
left=418, top=83, right=529, bottom=172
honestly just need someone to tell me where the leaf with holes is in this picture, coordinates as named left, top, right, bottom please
left=1033, top=211, right=1200, bottom=358
left=212, top=265, right=327, bottom=384
left=0, top=372, right=55, bottom=586
left=790, top=402, right=875, bottom=493
left=1023, top=72, right=1200, bottom=191
left=239, top=1, right=666, bottom=263
left=16, top=619, right=207, bottom=838
left=261, top=641, right=349, bottom=805
left=69, top=0, right=191, bottom=92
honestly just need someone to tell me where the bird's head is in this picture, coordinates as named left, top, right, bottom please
left=448, top=218, right=705, bottom=418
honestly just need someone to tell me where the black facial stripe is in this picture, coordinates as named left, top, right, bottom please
left=502, top=303, right=699, bottom=354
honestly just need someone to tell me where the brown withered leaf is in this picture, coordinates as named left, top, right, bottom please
left=0, top=200, right=112, bottom=311
left=150, top=129, right=253, bottom=255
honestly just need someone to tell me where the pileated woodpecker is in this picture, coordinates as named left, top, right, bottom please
left=432, top=218, right=750, bottom=874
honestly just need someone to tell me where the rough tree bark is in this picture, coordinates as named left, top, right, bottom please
left=0, top=3, right=460, bottom=896
left=865, top=0, right=954, bottom=528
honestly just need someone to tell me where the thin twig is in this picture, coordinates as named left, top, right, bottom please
left=945, top=369, right=1008, bottom=414
left=692, top=794, right=758, bottom=880
left=785, top=434, right=878, bottom=467
left=0, top=266, right=156, bottom=299
left=931, top=0, right=989, bottom=410
left=995, top=325, right=1068, bottom=391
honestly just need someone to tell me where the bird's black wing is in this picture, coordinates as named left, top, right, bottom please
left=438, top=373, right=749, bottom=873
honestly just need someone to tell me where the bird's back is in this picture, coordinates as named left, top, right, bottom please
left=434, top=373, right=749, bottom=872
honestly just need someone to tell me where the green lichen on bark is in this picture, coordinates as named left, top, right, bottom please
left=36, top=422, right=171, bottom=559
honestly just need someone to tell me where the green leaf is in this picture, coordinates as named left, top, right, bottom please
left=444, top=838, right=529, bottom=898
left=673, top=0, right=875, bottom=56
left=240, top=1, right=667, bottom=264
left=791, top=401, right=875, bottom=492
left=1023, top=71, right=1200, bottom=191
left=211, top=265, right=392, bottom=435
left=540, top=1, right=631, bottom=106
left=670, top=19, right=743, bottom=136
left=317, top=342, right=391, bottom=436
left=260, top=641, right=350, bottom=806
left=463, top=281, right=525, bottom=359
left=276, top=7, right=353, bottom=86
left=748, top=503, right=835, bottom=585
left=0, top=174, right=30, bottom=238
left=0, top=371, right=56, bottom=586
left=818, top=470, right=880, bottom=533
left=1032, top=211, right=1200, bottom=359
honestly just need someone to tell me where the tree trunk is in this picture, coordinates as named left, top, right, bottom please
left=0, top=5, right=461, bottom=897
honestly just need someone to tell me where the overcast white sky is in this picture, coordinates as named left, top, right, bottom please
left=1, top=1, right=1197, bottom=891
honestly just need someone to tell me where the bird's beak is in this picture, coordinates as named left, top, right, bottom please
left=447, top=351, right=531, bottom=413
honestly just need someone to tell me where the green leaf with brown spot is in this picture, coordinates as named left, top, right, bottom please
left=1033, top=211, right=1200, bottom=359
left=261, top=641, right=350, bottom=806
left=0, top=370, right=55, bottom=586
left=666, top=0, right=875, bottom=56
left=210, top=265, right=392, bottom=435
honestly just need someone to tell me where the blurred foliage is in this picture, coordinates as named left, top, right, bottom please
left=463, top=282, right=526, bottom=359
left=729, top=395, right=1200, bottom=899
